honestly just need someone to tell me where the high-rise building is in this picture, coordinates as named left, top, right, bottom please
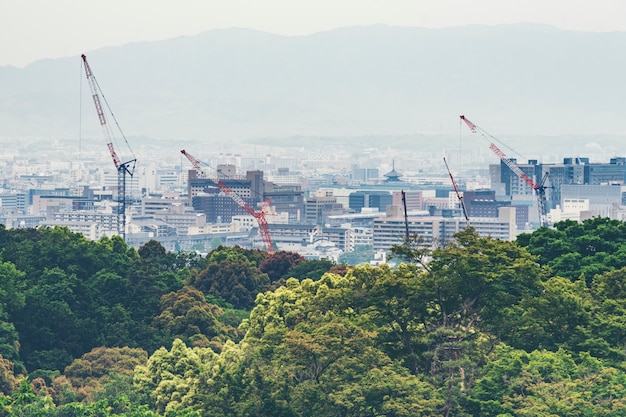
left=192, top=195, right=255, bottom=223
left=264, top=185, right=304, bottom=223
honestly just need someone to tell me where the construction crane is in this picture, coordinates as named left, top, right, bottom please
left=401, top=190, right=410, bottom=241
left=180, top=149, right=275, bottom=254
left=443, top=157, right=470, bottom=224
left=81, top=54, right=136, bottom=240
left=460, top=115, right=549, bottom=227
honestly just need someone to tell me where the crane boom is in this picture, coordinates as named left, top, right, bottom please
left=460, top=115, right=549, bottom=227
left=443, top=157, right=469, bottom=223
left=81, top=54, right=136, bottom=240
left=81, top=54, right=123, bottom=168
left=181, top=149, right=275, bottom=254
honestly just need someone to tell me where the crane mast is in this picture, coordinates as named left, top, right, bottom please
left=180, top=149, right=275, bottom=254
left=460, top=115, right=549, bottom=227
left=401, top=190, right=410, bottom=241
left=81, top=54, right=136, bottom=241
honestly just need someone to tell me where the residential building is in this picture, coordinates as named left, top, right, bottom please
left=373, top=206, right=517, bottom=251
left=304, top=195, right=343, bottom=225
left=392, top=190, right=424, bottom=211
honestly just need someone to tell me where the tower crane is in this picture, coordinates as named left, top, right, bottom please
left=443, top=157, right=469, bottom=224
left=180, top=149, right=275, bottom=254
left=460, top=115, right=549, bottom=227
left=81, top=54, right=136, bottom=240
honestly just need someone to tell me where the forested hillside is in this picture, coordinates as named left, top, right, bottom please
left=2, top=219, right=626, bottom=415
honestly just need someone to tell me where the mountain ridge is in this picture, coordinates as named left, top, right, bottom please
left=1, top=23, right=625, bottom=142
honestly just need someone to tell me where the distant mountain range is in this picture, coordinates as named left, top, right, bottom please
left=1, top=24, right=625, bottom=144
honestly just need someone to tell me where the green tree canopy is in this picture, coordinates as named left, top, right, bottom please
left=193, top=259, right=270, bottom=310
left=259, top=251, right=306, bottom=282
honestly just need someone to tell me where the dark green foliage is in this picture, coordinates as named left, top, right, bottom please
left=284, top=259, right=335, bottom=281
left=518, top=217, right=626, bottom=281
left=259, top=251, right=305, bottom=282
left=0, top=228, right=187, bottom=372
left=206, top=245, right=267, bottom=267
left=7, top=219, right=626, bottom=415
left=193, top=260, right=270, bottom=310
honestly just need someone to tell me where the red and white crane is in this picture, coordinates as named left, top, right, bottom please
left=443, top=157, right=469, bottom=224
left=81, top=54, right=136, bottom=240
left=181, top=149, right=275, bottom=254
left=460, top=115, right=549, bottom=227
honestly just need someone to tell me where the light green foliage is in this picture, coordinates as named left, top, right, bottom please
left=206, top=245, right=267, bottom=267
left=134, top=339, right=216, bottom=414
left=471, top=345, right=626, bottom=416
left=241, top=273, right=443, bottom=416
left=7, top=219, right=626, bottom=415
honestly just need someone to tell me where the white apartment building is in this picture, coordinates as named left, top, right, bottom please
left=39, top=220, right=105, bottom=241
left=373, top=206, right=517, bottom=251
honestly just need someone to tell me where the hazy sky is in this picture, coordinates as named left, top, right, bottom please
left=2, top=0, right=625, bottom=67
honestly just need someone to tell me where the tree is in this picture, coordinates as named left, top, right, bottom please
left=383, top=228, right=550, bottom=415
left=138, top=240, right=168, bottom=261
left=123, top=252, right=184, bottom=351
left=152, top=286, right=236, bottom=350
left=206, top=245, right=267, bottom=267
left=134, top=339, right=216, bottom=415
left=13, top=267, right=88, bottom=371
left=0, top=261, right=26, bottom=371
left=428, top=229, right=547, bottom=330
left=62, top=346, right=148, bottom=401
left=283, top=259, right=335, bottom=282
left=513, top=276, right=592, bottom=353
left=259, top=251, right=305, bottom=282
left=469, top=345, right=626, bottom=416
left=242, top=274, right=443, bottom=416
left=0, top=354, right=21, bottom=396
left=338, top=245, right=374, bottom=266
left=193, top=259, right=270, bottom=310
left=518, top=217, right=626, bottom=282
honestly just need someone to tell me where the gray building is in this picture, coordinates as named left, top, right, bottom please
left=494, top=156, right=626, bottom=211
left=349, top=191, right=393, bottom=213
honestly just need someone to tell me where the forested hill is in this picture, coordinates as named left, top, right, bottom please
left=2, top=218, right=626, bottom=415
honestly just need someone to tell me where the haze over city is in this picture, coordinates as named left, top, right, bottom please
left=0, top=0, right=625, bottom=247
left=3, top=0, right=625, bottom=68
left=5, top=4, right=626, bottom=415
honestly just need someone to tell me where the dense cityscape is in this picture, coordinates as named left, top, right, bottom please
left=1, top=125, right=625, bottom=265
left=4, top=8, right=626, bottom=414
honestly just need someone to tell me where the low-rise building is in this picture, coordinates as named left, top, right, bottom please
left=373, top=206, right=517, bottom=251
